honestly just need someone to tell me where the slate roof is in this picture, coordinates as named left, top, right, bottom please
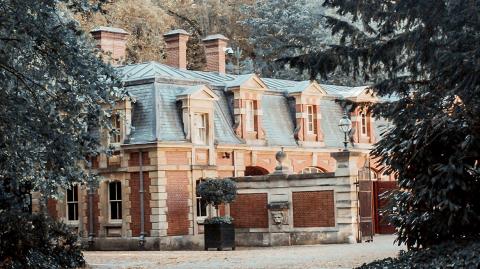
left=118, top=61, right=380, bottom=149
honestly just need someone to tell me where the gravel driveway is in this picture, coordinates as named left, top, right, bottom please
left=84, top=235, right=405, bottom=269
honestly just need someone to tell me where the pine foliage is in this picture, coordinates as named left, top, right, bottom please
left=285, top=0, right=480, bottom=248
left=1, top=0, right=122, bottom=267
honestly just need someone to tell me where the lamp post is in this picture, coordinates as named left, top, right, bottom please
left=338, top=112, right=353, bottom=151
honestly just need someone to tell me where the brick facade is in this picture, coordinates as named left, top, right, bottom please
left=166, top=151, right=189, bottom=165
left=129, top=172, right=152, bottom=236
left=47, top=198, right=57, bottom=218
left=128, top=151, right=151, bottom=166
left=84, top=192, right=101, bottom=236
left=166, top=171, right=190, bottom=236
left=292, top=191, right=335, bottom=228
left=230, top=193, right=268, bottom=228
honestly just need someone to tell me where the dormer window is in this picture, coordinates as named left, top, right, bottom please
left=245, top=100, right=255, bottom=132
left=306, top=105, right=316, bottom=134
left=361, top=113, right=367, bottom=135
left=110, top=113, right=121, bottom=144
left=193, top=113, right=208, bottom=145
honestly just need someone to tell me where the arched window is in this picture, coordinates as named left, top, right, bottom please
left=245, top=166, right=269, bottom=176
left=300, top=167, right=326, bottom=174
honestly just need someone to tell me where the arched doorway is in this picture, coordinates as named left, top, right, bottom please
left=299, top=166, right=327, bottom=174
left=245, top=166, right=269, bottom=176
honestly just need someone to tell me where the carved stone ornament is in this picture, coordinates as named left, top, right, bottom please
left=271, top=211, right=288, bottom=225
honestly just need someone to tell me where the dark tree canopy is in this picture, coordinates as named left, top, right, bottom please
left=1, top=0, right=122, bottom=267
left=286, top=0, right=480, bottom=248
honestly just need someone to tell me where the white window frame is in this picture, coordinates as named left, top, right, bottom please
left=361, top=113, right=367, bottom=135
left=195, top=180, right=208, bottom=221
left=108, top=181, right=122, bottom=222
left=66, top=185, right=79, bottom=223
left=193, top=113, right=208, bottom=145
left=306, top=105, right=315, bottom=134
left=245, top=100, right=255, bottom=132
left=110, top=113, right=122, bottom=144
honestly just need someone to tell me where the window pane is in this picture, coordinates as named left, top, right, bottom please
left=73, top=185, right=78, bottom=201
left=67, top=188, right=73, bottom=201
left=109, top=182, right=116, bottom=200
left=246, top=101, right=254, bottom=131
left=361, top=114, right=367, bottom=134
left=117, top=202, right=122, bottom=219
left=116, top=182, right=122, bottom=200
left=67, top=203, right=78, bottom=221
left=111, top=201, right=118, bottom=219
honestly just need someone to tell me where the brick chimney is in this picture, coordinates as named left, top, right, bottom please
left=202, top=34, right=229, bottom=74
left=163, top=29, right=190, bottom=70
left=90, top=26, right=128, bottom=65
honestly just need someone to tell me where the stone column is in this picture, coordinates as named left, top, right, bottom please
left=330, top=151, right=364, bottom=243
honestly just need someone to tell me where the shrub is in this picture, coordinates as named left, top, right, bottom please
left=356, top=239, right=480, bottom=269
left=0, top=211, right=85, bottom=269
left=197, top=178, right=237, bottom=207
left=204, top=216, right=234, bottom=225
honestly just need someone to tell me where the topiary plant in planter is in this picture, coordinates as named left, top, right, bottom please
left=197, top=178, right=237, bottom=251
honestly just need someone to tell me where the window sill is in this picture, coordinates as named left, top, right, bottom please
left=105, top=222, right=122, bottom=228
left=65, top=221, right=79, bottom=226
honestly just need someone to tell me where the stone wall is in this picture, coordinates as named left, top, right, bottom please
left=230, top=153, right=360, bottom=247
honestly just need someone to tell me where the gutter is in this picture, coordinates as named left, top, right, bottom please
left=139, top=150, right=146, bottom=247
left=87, top=157, right=95, bottom=247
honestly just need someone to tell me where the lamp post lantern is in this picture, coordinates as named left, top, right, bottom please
left=338, top=112, right=353, bottom=151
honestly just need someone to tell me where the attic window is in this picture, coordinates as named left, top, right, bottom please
left=306, top=105, right=315, bottom=134
left=110, top=113, right=121, bottom=144
left=245, top=100, right=254, bottom=132
left=361, top=113, right=367, bottom=135
left=193, top=113, right=208, bottom=145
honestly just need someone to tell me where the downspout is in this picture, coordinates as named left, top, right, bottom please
left=87, top=157, right=94, bottom=247
left=139, top=150, right=146, bottom=247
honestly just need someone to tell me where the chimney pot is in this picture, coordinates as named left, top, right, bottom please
left=202, top=34, right=229, bottom=74
left=90, top=26, right=128, bottom=66
left=163, top=29, right=190, bottom=70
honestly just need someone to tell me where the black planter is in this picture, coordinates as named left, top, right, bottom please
left=204, top=223, right=235, bottom=250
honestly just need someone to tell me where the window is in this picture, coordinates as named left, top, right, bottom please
left=193, top=113, right=207, bottom=144
left=110, top=113, right=121, bottom=143
left=300, top=167, right=325, bottom=174
left=245, top=100, right=254, bottom=132
left=306, top=105, right=315, bottom=134
left=66, top=185, right=79, bottom=221
left=196, top=180, right=208, bottom=218
left=361, top=113, right=367, bottom=135
left=109, top=181, right=122, bottom=220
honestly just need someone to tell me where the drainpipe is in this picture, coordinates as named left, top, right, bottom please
left=139, top=151, right=146, bottom=248
left=87, top=157, right=95, bottom=247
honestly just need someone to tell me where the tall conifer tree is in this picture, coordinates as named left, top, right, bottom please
left=285, top=0, right=480, bottom=248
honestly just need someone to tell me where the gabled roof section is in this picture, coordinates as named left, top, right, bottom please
left=288, top=80, right=327, bottom=95
left=353, top=86, right=377, bottom=102
left=224, top=74, right=268, bottom=90
left=118, top=61, right=197, bottom=82
left=176, top=85, right=219, bottom=101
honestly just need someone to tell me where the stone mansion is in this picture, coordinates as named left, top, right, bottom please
left=45, top=27, right=394, bottom=250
